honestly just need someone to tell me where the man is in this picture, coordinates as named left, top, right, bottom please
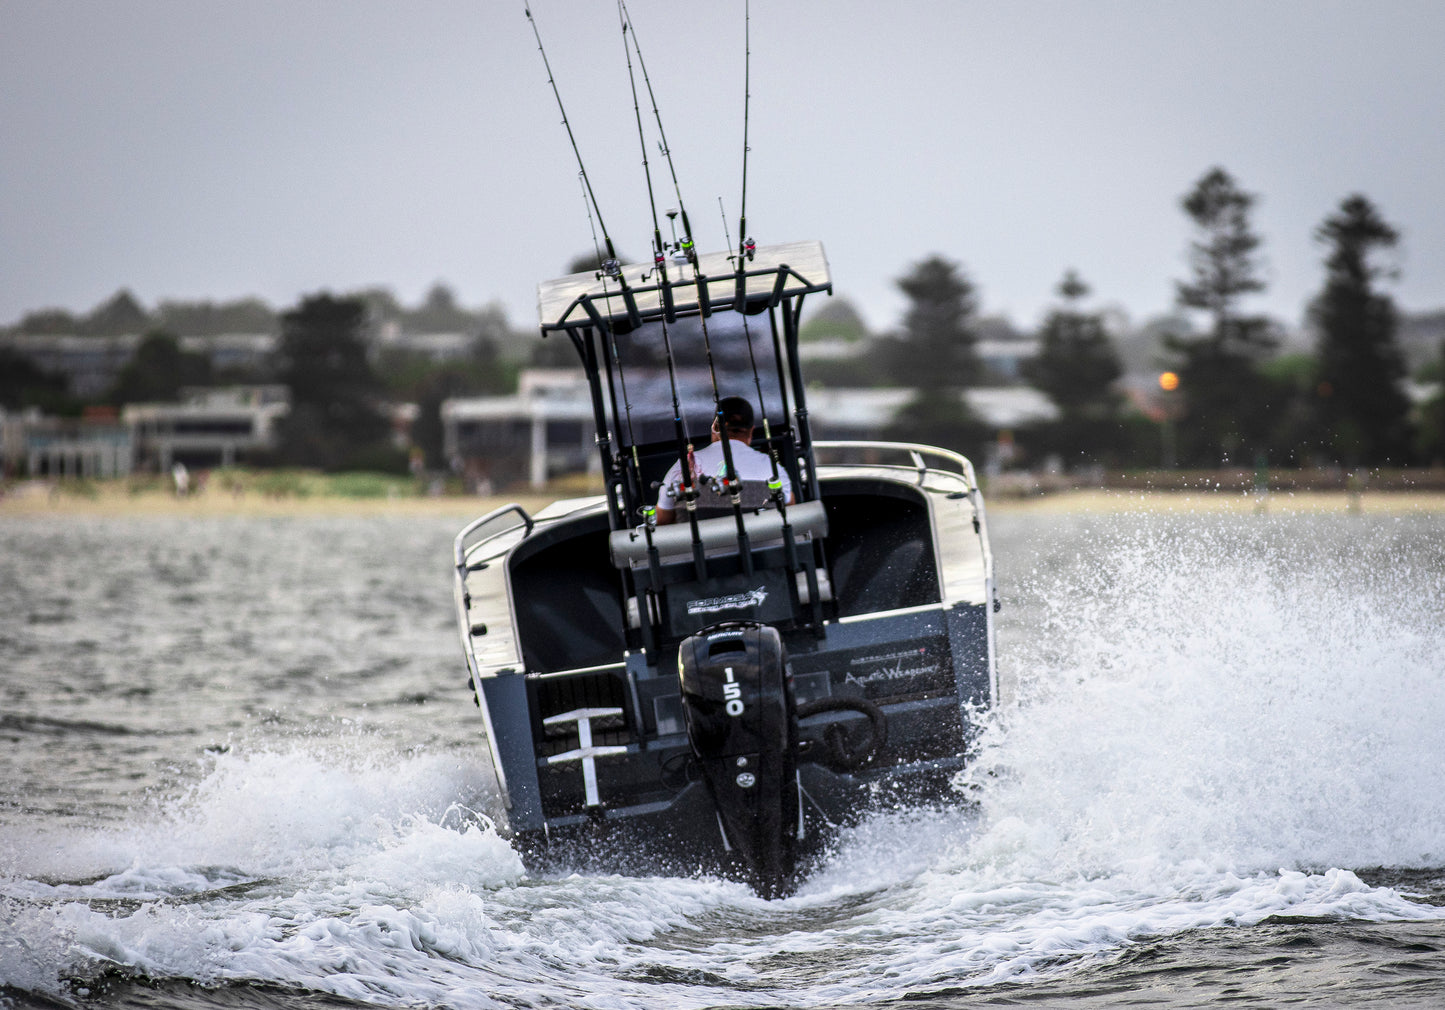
left=655, top=395, right=793, bottom=524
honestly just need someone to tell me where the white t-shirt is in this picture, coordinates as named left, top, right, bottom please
left=656, top=439, right=792, bottom=511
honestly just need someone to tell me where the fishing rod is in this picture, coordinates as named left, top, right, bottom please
left=723, top=3, right=805, bottom=607
left=528, top=3, right=654, bottom=533
left=618, top=0, right=764, bottom=577
left=618, top=6, right=667, bottom=292
left=737, top=0, right=755, bottom=266
left=618, top=0, right=742, bottom=505
left=615, top=2, right=699, bottom=543
left=721, top=197, right=788, bottom=511
left=524, top=5, right=621, bottom=279
left=578, top=172, right=644, bottom=493
left=616, top=0, right=696, bottom=266
left=722, top=7, right=787, bottom=512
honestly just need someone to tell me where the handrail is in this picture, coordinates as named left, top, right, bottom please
left=453, top=502, right=536, bottom=571
left=812, top=440, right=977, bottom=490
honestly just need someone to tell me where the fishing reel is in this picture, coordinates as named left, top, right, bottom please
left=663, top=209, right=697, bottom=265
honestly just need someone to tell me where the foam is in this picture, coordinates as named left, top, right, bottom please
left=957, top=520, right=1445, bottom=885
left=5, top=515, right=1445, bottom=1007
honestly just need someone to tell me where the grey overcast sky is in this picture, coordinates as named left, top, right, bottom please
left=3, top=1, right=1443, bottom=335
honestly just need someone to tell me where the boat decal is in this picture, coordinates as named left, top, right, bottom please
left=723, top=666, right=744, bottom=716
left=844, top=646, right=941, bottom=686
left=686, top=587, right=768, bottom=615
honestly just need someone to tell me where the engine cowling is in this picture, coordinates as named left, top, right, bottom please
left=677, top=620, right=798, bottom=897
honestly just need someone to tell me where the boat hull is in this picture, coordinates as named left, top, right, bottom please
left=455, top=450, right=998, bottom=891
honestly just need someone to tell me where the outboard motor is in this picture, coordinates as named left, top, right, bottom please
left=677, top=620, right=799, bottom=897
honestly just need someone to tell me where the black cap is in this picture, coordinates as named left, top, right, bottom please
left=718, top=395, right=754, bottom=433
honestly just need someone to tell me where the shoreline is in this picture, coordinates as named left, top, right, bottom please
left=0, top=481, right=551, bottom=520
left=983, top=487, right=1445, bottom=515
left=3, top=481, right=1443, bottom=519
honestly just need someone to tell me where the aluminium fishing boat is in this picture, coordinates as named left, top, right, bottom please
left=451, top=240, right=999, bottom=896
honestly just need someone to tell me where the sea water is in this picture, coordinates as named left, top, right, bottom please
left=1, top=506, right=1442, bottom=1008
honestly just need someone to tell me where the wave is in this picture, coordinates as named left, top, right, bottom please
left=956, top=519, right=1445, bottom=884
left=4, top=516, right=1444, bottom=1008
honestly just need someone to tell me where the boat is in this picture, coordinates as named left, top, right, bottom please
left=451, top=239, right=999, bottom=896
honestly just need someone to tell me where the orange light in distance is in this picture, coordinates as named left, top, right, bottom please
left=1158, top=371, right=1180, bottom=392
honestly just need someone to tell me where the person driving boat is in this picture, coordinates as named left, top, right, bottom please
left=654, top=395, right=793, bottom=524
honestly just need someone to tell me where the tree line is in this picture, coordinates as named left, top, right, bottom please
left=0, top=284, right=530, bottom=472
left=1, top=282, right=517, bottom=340
left=827, top=167, right=1445, bottom=469
left=4, top=167, right=1444, bottom=474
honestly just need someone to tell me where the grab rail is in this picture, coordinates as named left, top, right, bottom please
left=812, top=440, right=977, bottom=490
left=453, top=503, right=535, bottom=572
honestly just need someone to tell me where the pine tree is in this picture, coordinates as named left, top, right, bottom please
left=1170, top=167, right=1276, bottom=464
left=1176, top=169, right=1269, bottom=352
left=107, top=330, right=212, bottom=405
left=273, top=294, right=395, bottom=470
left=84, top=289, right=152, bottom=336
left=409, top=284, right=474, bottom=334
left=882, top=255, right=986, bottom=453
left=1310, top=194, right=1411, bottom=464
left=887, top=255, right=982, bottom=391
left=1025, top=270, right=1121, bottom=420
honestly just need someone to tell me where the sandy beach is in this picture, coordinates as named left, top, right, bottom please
left=3, top=478, right=1443, bottom=519
left=0, top=479, right=546, bottom=520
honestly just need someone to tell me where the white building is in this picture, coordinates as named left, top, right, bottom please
left=976, top=337, right=1041, bottom=382
left=3, top=407, right=134, bottom=479
left=442, top=370, right=599, bottom=489
left=124, top=386, right=290, bottom=470
left=443, top=370, right=1057, bottom=489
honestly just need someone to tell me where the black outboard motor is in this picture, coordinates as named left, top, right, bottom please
left=677, top=620, right=799, bottom=897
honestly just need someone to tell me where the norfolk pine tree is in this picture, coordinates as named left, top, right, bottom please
left=1026, top=270, right=1121, bottom=421
left=1310, top=194, right=1411, bottom=464
left=1024, top=271, right=1123, bottom=466
left=1169, top=167, right=1277, bottom=465
left=882, top=255, right=987, bottom=455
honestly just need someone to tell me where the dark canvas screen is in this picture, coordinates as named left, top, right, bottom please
left=604, top=310, right=786, bottom=448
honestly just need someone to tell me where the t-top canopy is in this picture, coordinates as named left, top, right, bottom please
left=537, top=240, right=830, bottom=332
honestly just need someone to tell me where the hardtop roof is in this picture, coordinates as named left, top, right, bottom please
left=536, top=240, right=830, bottom=332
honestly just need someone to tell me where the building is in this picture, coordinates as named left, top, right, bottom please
left=182, top=333, right=275, bottom=374
left=373, top=323, right=480, bottom=362
left=0, top=332, right=278, bottom=397
left=124, top=386, right=290, bottom=470
left=443, top=370, right=1057, bottom=490
left=976, top=336, right=1041, bottom=383
left=442, top=370, right=599, bottom=490
left=2, top=406, right=134, bottom=479
left=2, top=333, right=142, bottom=399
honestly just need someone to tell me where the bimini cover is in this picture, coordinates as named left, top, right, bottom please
left=537, top=240, right=830, bottom=332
